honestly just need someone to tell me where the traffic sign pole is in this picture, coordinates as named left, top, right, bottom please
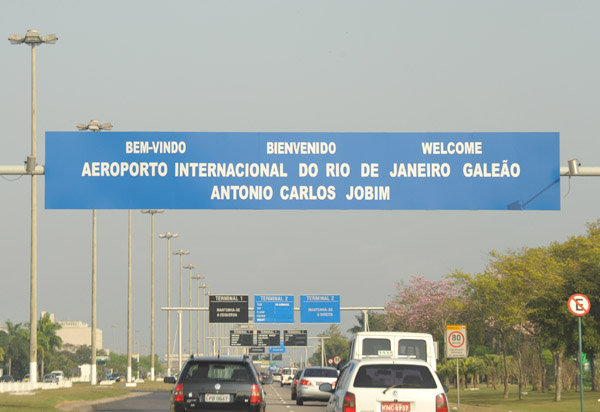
left=567, top=293, right=590, bottom=412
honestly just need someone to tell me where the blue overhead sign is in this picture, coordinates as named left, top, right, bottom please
left=269, top=345, right=286, bottom=354
left=301, top=295, right=340, bottom=323
left=255, top=295, right=294, bottom=324
left=45, top=132, right=560, bottom=210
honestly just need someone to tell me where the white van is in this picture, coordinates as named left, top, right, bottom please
left=347, top=332, right=437, bottom=371
left=50, top=370, right=64, bottom=382
left=281, top=367, right=298, bottom=386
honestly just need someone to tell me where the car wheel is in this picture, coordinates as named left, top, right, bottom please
left=281, top=382, right=284, bottom=387
left=296, top=397, right=303, bottom=406
left=291, top=392, right=296, bottom=400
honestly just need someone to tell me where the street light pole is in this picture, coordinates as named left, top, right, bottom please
left=184, top=265, right=199, bottom=355
left=200, top=285, right=209, bottom=355
left=76, top=120, right=113, bottom=385
left=190, top=274, right=205, bottom=354
left=9, top=29, right=57, bottom=386
left=173, top=250, right=190, bottom=363
left=158, top=232, right=178, bottom=375
left=141, top=210, right=164, bottom=381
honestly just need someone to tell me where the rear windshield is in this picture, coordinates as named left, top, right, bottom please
left=303, top=369, right=338, bottom=378
left=353, top=364, right=436, bottom=389
left=184, top=362, right=252, bottom=383
left=362, top=338, right=391, bottom=356
left=398, top=339, right=427, bottom=361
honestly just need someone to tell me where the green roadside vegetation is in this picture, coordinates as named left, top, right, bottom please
left=0, top=381, right=172, bottom=412
left=447, top=385, right=600, bottom=412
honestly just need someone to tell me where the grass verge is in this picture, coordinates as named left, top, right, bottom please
left=0, top=381, right=172, bottom=412
left=447, top=384, right=600, bottom=412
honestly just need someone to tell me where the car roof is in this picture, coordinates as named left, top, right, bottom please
left=186, top=356, right=251, bottom=363
left=347, top=358, right=433, bottom=368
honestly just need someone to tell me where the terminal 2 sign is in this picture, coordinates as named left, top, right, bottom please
left=45, top=132, right=560, bottom=210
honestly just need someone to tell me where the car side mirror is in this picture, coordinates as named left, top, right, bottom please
left=164, top=376, right=176, bottom=384
left=319, top=383, right=333, bottom=393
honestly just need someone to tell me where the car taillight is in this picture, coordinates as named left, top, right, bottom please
left=300, top=379, right=312, bottom=386
left=343, top=392, right=356, bottom=412
left=173, top=383, right=184, bottom=403
left=332, top=380, right=337, bottom=388
left=250, top=383, right=261, bottom=403
left=435, top=393, right=449, bottom=412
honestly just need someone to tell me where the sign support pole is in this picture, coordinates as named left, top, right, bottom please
left=578, top=317, right=584, bottom=412
left=456, top=359, right=460, bottom=408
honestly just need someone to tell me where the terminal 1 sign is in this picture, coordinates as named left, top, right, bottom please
left=45, top=132, right=560, bottom=210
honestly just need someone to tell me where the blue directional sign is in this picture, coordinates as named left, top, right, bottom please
left=269, top=345, right=286, bottom=354
left=301, top=295, right=340, bottom=323
left=45, top=132, right=560, bottom=210
left=255, top=295, right=294, bottom=324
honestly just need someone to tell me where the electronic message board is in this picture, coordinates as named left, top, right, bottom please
left=255, top=295, right=294, bottom=323
left=45, top=132, right=560, bottom=210
left=257, top=330, right=281, bottom=347
left=284, top=330, right=308, bottom=346
left=209, top=295, right=248, bottom=323
left=230, top=330, right=253, bottom=347
left=301, top=295, right=340, bottom=323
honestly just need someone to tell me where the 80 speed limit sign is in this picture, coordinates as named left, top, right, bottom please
left=446, top=324, right=467, bottom=358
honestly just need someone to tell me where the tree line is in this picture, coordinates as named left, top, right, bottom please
left=310, top=220, right=600, bottom=403
left=0, top=313, right=163, bottom=380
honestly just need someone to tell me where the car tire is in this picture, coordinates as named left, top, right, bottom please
left=296, top=398, right=303, bottom=406
left=281, top=382, right=284, bottom=387
left=291, top=392, right=296, bottom=400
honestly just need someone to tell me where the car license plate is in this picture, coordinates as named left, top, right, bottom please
left=380, top=402, right=411, bottom=412
left=205, top=393, right=231, bottom=402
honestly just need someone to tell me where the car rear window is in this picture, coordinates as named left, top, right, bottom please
left=353, top=364, right=437, bottom=389
left=398, top=339, right=427, bottom=362
left=362, top=338, right=391, bottom=356
left=303, top=368, right=338, bottom=378
left=184, top=362, right=252, bottom=382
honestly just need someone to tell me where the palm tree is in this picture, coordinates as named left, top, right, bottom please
left=0, top=321, right=28, bottom=377
left=37, top=314, right=62, bottom=378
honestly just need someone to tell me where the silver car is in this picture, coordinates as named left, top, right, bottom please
left=320, top=359, right=449, bottom=412
left=296, top=366, right=338, bottom=405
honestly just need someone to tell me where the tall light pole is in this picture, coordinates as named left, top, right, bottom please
left=9, top=29, right=57, bottom=386
left=173, top=250, right=190, bottom=308
left=76, top=120, right=112, bottom=385
left=173, top=249, right=190, bottom=365
left=140, top=210, right=164, bottom=381
left=127, top=209, right=133, bottom=383
left=201, top=286, right=209, bottom=355
left=184, top=265, right=199, bottom=355
left=193, top=277, right=206, bottom=354
left=158, top=232, right=178, bottom=375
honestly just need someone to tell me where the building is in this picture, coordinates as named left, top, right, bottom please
left=42, top=312, right=103, bottom=349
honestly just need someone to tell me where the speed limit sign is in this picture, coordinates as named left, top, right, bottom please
left=446, top=324, right=467, bottom=358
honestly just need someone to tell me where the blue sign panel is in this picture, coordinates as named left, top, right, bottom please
left=269, top=345, right=286, bottom=354
left=45, top=132, right=560, bottom=210
left=301, top=295, right=340, bottom=323
left=255, top=295, right=294, bottom=324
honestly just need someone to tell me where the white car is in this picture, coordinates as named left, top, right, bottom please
left=320, top=358, right=449, bottom=412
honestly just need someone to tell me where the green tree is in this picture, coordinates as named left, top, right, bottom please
left=0, top=321, right=28, bottom=377
left=36, top=313, right=63, bottom=378
left=348, top=311, right=387, bottom=334
left=308, top=325, right=349, bottom=366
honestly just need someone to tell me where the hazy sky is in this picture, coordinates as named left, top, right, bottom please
left=1, top=1, right=600, bottom=362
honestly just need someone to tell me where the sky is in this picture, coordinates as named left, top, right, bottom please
left=1, top=1, right=600, bottom=366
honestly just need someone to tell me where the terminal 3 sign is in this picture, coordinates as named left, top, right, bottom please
left=45, top=132, right=560, bottom=210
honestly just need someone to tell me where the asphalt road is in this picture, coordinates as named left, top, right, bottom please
left=91, top=383, right=329, bottom=412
